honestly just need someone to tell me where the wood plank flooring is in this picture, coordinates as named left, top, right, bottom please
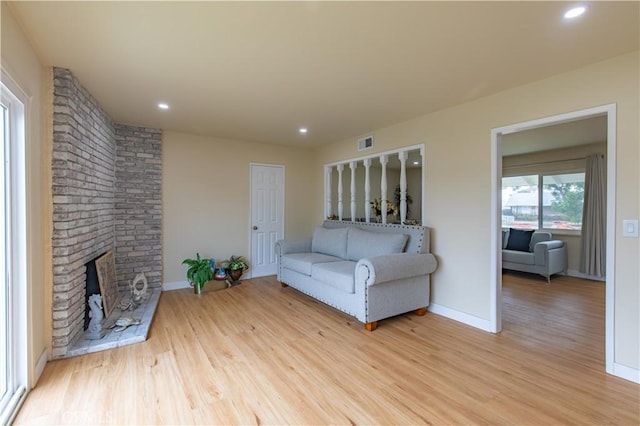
left=15, top=274, right=640, bottom=425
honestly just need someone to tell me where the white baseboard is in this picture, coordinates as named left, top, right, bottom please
left=163, top=280, right=190, bottom=291
left=611, top=362, right=640, bottom=384
left=428, top=303, right=493, bottom=332
left=566, top=269, right=605, bottom=282
left=428, top=303, right=640, bottom=386
left=33, top=349, right=48, bottom=387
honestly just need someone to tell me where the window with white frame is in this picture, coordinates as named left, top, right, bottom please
left=0, top=93, right=8, bottom=418
left=502, top=172, right=585, bottom=231
left=0, top=78, right=28, bottom=425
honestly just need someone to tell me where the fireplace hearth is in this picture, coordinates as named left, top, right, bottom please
left=68, top=288, right=161, bottom=357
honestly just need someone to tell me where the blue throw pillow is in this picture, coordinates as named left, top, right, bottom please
left=505, top=228, right=534, bottom=252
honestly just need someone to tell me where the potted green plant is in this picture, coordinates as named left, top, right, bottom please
left=182, top=253, right=214, bottom=295
left=221, top=255, right=249, bottom=284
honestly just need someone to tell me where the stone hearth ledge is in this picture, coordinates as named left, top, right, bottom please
left=67, top=288, right=161, bottom=357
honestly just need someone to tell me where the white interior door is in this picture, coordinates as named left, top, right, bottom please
left=250, top=164, right=284, bottom=277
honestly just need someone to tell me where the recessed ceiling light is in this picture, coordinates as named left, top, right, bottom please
left=299, top=127, right=308, bottom=134
left=564, top=5, right=587, bottom=19
left=158, top=103, right=169, bottom=110
left=413, top=161, right=419, bottom=165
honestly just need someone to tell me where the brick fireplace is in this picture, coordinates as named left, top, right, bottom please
left=51, top=68, right=162, bottom=358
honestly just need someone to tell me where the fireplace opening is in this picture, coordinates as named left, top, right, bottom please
left=84, top=253, right=105, bottom=330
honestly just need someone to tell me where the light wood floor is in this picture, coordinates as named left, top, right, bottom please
left=15, top=274, right=639, bottom=425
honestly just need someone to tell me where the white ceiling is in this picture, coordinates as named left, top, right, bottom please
left=8, top=1, right=639, bottom=147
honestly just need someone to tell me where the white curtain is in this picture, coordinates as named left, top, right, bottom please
left=579, top=154, right=606, bottom=277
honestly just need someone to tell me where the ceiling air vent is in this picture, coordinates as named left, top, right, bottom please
left=357, top=136, right=374, bottom=151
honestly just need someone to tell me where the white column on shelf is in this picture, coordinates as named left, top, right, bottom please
left=399, top=150, right=408, bottom=224
left=325, top=166, right=332, bottom=219
left=363, top=158, right=371, bottom=223
left=420, top=145, right=425, bottom=225
left=380, top=155, right=388, bottom=224
left=349, top=161, right=357, bottom=221
left=337, top=164, right=344, bottom=220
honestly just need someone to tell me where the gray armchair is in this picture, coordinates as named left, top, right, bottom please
left=502, top=230, right=568, bottom=283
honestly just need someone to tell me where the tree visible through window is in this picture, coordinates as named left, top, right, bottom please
left=543, top=173, right=585, bottom=230
left=502, top=172, right=584, bottom=231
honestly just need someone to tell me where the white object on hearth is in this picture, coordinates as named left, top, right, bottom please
left=131, top=272, right=148, bottom=300
left=86, top=294, right=105, bottom=340
left=112, top=317, right=141, bottom=332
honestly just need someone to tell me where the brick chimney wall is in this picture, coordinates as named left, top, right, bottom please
left=114, top=125, right=163, bottom=292
left=51, top=68, right=162, bottom=358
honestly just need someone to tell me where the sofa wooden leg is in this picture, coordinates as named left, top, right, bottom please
left=415, top=307, right=427, bottom=316
left=364, top=321, right=378, bottom=331
left=280, top=282, right=288, bottom=288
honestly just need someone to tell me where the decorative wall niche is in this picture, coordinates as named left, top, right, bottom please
left=324, top=144, right=424, bottom=225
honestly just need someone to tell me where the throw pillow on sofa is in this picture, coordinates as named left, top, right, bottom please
left=505, top=228, right=534, bottom=252
left=311, top=226, right=349, bottom=258
left=502, top=229, right=510, bottom=248
left=346, top=227, right=408, bottom=261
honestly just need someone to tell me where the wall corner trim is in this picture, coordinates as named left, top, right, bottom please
left=611, top=362, right=640, bottom=384
left=163, top=280, right=191, bottom=291
left=33, top=349, right=48, bottom=388
left=428, top=303, right=493, bottom=332
left=566, top=269, right=605, bottom=282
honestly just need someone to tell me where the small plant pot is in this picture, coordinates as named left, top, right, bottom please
left=214, top=267, right=227, bottom=281
left=227, top=269, right=243, bottom=283
left=193, top=284, right=203, bottom=295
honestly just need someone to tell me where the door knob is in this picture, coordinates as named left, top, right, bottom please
left=252, top=226, right=258, bottom=230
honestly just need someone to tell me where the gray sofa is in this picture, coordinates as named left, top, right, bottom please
left=502, top=229, right=567, bottom=283
left=275, top=220, right=438, bottom=330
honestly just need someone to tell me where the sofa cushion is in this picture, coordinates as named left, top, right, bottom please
left=505, top=228, right=534, bottom=252
left=503, top=249, right=535, bottom=265
left=311, top=226, right=349, bottom=258
left=311, top=261, right=357, bottom=293
left=281, top=253, right=343, bottom=276
left=530, top=232, right=551, bottom=251
left=346, top=228, right=409, bottom=261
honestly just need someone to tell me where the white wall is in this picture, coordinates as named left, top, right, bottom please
left=1, top=3, right=51, bottom=386
left=162, top=131, right=315, bottom=285
left=313, top=51, right=639, bottom=373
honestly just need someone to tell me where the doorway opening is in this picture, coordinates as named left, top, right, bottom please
left=490, top=104, right=616, bottom=376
